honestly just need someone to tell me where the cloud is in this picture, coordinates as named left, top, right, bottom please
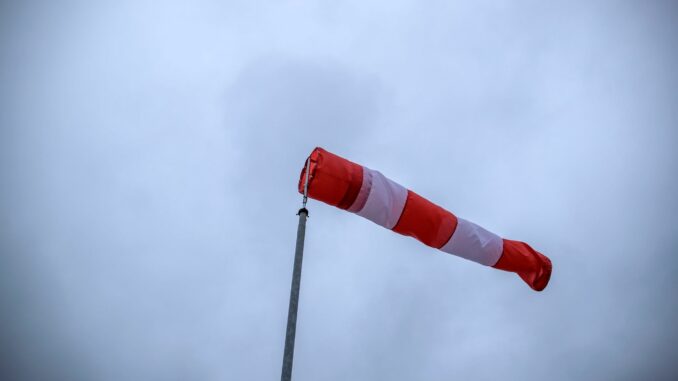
left=1, top=1, right=677, bottom=380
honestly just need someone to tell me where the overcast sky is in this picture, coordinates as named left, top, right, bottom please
left=1, top=1, right=677, bottom=380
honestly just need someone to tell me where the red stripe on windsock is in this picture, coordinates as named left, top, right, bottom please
left=298, top=147, right=363, bottom=210
left=337, top=165, right=363, bottom=210
left=392, top=191, right=458, bottom=249
left=493, top=239, right=552, bottom=291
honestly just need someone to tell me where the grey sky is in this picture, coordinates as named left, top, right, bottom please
left=1, top=1, right=677, bottom=380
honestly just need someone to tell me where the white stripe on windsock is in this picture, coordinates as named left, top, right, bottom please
left=440, top=218, right=503, bottom=266
left=355, top=167, right=408, bottom=229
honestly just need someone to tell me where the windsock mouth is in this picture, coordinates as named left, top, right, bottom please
left=297, top=147, right=321, bottom=194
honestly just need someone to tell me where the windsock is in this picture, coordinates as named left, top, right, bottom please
left=298, top=147, right=552, bottom=291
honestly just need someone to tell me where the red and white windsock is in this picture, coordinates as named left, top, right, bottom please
left=298, top=147, right=552, bottom=291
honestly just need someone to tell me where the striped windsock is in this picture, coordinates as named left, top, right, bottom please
left=298, top=147, right=552, bottom=291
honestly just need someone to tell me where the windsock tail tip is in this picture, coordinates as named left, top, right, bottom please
left=494, top=239, right=553, bottom=292
left=526, top=257, right=552, bottom=291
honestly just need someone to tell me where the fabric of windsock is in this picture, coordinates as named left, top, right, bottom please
left=297, top=147, right=552, bottom=291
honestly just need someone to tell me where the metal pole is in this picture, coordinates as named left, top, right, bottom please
left=281, top=207, right=308, bottom=381
left=281, top=158, right=311, bottom=381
